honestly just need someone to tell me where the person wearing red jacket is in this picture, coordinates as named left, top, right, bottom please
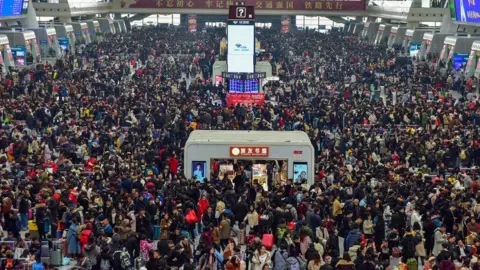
left=168, top=155, right=179, bottom=176
left=198, top=195, right=210, bottom=218
left=43, top=160, right=58, bottom=174
left=85, top=157, right=96, bottom=172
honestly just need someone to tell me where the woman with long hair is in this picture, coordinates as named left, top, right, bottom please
left=308, top=252, right=322, bottom=270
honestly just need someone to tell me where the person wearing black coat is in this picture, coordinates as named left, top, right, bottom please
left=305, top=243, right=319, bottom=266
left=391, top=207, right=406, bottom=236
left=167, top=245, right=188, bottom=268
left=233, top=196, right=249, bottom=224
left=400, top=229, right=420, bottom=259
left=146, top=250, right=163, bottom=270
left=202, top=206, right=216, bottom=226
left=47, top=196, right=58, bottom=239
left=124, top=232, right=140, bottom=259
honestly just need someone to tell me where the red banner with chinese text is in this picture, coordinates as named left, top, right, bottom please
left=188, top=15, right=197, bottom=32
left=126, top=0, right=365, bottom=11
left=227, top=93, right=265, bottom=107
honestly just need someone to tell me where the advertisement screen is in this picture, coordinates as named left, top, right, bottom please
left=293, top=162, right=308, bottom=183
left=228, top=25, right=254, bottom=73
left=409, top=42, right=422, bottom=57
left=192, top=161, right=206, bottom=182
left=453, top=53, right=469, bottom=70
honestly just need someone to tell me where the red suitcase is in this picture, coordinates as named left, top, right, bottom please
left=262, top=233, right=274, bottom=250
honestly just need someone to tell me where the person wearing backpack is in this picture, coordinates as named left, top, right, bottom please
left=272, top=242, right=290, bottom=270
left=276, top=219, right=291, bottom=244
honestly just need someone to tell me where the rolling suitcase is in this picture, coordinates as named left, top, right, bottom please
left=153, top=225, right=160, bottom=240
left=56, top=230, right=63, bottom=239
left=40, top=243, right=50, bottom=258
left=50, top=241, right=63, bottom=266
left=262, top=233, right=274, bottom=251
left=238, top=228, right=246, bottom=245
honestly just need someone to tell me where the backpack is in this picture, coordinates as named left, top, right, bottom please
left=277, top=227, right=287, bottom=241
left=286, top=257, right=303, bottom=270
left=114, top=248, right=132, bottom=269
left=406, top=258, right=417, bottom=270
left=32, top=262, right=45, bottom=270
left=100, top=259, right=111, bottom=270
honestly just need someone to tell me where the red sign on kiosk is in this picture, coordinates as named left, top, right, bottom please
left=226, top=93, right=265, bottom=107
left=230, top=146, right=269, bottom=157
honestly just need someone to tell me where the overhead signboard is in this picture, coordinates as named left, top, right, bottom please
left=123, top=0, right=366, bottom=11
left=0, top=0, right=28, bottom=16
left=450, top=0, right=480, bottom=23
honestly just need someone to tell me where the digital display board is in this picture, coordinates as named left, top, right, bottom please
left=450, top=0, right=480, bottom=23
left=0, top=0, right=28, bottom=16
left=229, top=79, right=259, bottom=93
left=227, top=24, right=254, bottom=73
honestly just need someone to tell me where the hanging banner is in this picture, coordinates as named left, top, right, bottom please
left=281, top=16, right=290, bottom=33
left=226, top=93, right=265, bottom=107
left=188, top=15, right=197, bottom=32
left=220, top=38, right=227, bottom=57
left=122, top=0, right=366, bottom=11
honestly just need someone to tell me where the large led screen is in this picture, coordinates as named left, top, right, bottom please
left=0, top=0, right=28, bottom=16
left=227, top=25, right=254, bottom=73
left=452, top=0, right=480, bottom=23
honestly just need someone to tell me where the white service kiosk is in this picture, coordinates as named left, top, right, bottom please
left=184, top=130, right=315, bottom=188
left=71, top=22, right=91, bottom=44
left=374, top=24, right=392, bottom=45
left=86, top=20, right=102, bottom=42
left=362, top=22, right=380, bottom=42
left=438, top=36, right=477, bottom=70
left=403, top=29, right=430, bottom=57
left=0, top=35, right=15, bottom=74
left=28, top=27, right=61, bottom=59
left=353, top=23, right=364, bottom=36
left=115, top=20, right=127, bottom=33
left=464, top=41, right=480, bottom=78
left=387, top=27, right=407, bottom=48
left=54, top=24, right=76, bottom=53
left=97, top=18, right=115, bottom=34
left=418, top=33, right=450, bottom=60
left=0, top=30, right=41, bottom=65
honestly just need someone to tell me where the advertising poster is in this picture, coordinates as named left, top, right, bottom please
left=191, top=161, right=206, bottom=182
left=252, top=164, right=268, bottom=190
left=219, top=164, right=234, bottom=181
left=227, top=24, right=254, bottom=73
left=188, top=15, right=197, bottom=33
left=226, top=93, right=265, bottom=107
left=293, top=162, right=308, bottom=183
left=220, top=38, right=227, bottom=57
left=122, top=0, right=366, bottom=11
left=281, top=16, right=290, bottom=33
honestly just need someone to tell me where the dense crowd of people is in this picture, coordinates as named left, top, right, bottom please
left=0, top=24, right=478, bottom=270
